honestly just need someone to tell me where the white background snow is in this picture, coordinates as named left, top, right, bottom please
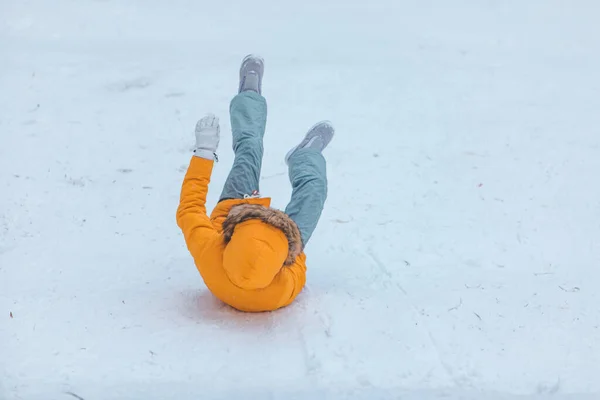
left=1, top=0, right=599, bottom=399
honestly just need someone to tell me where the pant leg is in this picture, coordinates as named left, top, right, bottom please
left=284, top=148, right=328, bottom=246
left=220, top=91, right=268, bottom=201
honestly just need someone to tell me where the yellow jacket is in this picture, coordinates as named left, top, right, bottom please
left=176, top=156, right=307, bottom=312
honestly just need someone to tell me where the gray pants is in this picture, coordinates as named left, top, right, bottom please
left=220, top=91, right=327, bottom=246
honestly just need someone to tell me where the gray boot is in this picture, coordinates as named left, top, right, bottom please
left=285, top=121, right=335, bottom=165
left=238, top=54, right=264, bottom=95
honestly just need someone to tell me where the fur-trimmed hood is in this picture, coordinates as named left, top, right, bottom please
left=222, top=204, right=302, bottom=265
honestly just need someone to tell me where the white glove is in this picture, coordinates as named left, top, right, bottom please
left=194, top=113, right=220, bottom=160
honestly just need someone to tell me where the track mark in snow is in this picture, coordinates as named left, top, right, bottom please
left=319, top=312, right=333, bottom=338
left=367, top=248, right=464, bottom=388
left=64, top=392, right=85, bottom=400
left=465, top=284, right=482, bottom=289
left=65, top=176, right=87, bottom=187
left=366, top=247, right=392, bottom=279
left=367, top=247, right=409, bottom=295
left=107, top=77, right=152, bottom=92
left=427, top=331, right=465, bottom=389
left=448, top=298, right=463, bottom=312
left=297, top=327, right=322, bottom=378
left=332, top=218, right=352, bottom=224
left=559, top=285, right=580, bottom=293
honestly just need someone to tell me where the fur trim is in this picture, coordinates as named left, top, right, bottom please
left=222, top=204, right=302, bottom=265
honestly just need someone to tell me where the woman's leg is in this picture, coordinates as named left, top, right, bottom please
left=285, top=149, right=328, bottom=246
left=220, top=56, right=267, bottom=201
left=284, top=121, right=334, bottom=246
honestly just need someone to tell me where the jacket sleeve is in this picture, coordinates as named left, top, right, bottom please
left=176, top=156, right=219, bottom=257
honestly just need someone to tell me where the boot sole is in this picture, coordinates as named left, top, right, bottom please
left=285, top=121, right=334, bottom=164
left=239, top=54, right=264, bottom=94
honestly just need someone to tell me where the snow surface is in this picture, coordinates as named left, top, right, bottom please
left=1, top=0, right=600, bottom=399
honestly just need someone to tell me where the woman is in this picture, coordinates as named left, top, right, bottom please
left=176, top=54, right=334, bottom=312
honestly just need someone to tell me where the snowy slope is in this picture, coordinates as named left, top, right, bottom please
left=1, top=0, right=600, bottom=399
